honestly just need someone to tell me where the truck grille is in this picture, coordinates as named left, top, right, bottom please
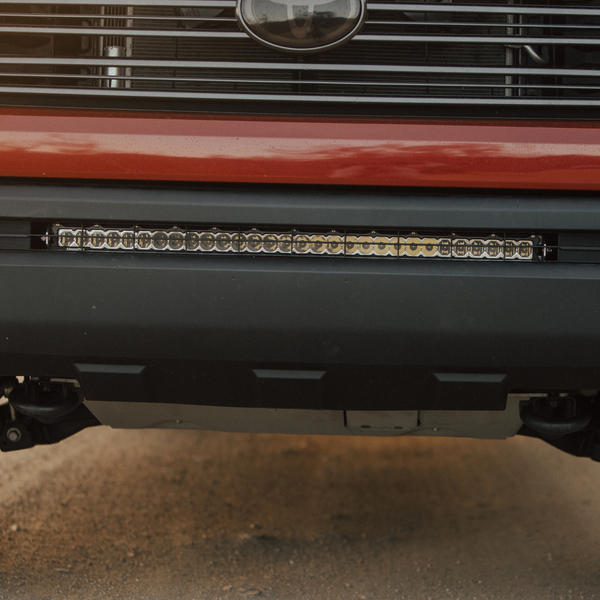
left=1, top=0, right=599, bottom=115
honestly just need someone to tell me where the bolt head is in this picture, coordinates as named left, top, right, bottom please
left=6, top=428, right=21, bottom=443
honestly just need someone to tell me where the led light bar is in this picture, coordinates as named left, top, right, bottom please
left=52, top=225, right=537, bottom=261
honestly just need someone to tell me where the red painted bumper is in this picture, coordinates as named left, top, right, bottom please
left=1, top=108, right=600, bottom=190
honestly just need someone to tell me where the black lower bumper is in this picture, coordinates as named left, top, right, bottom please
left=1, top=249, right=600, bottom=411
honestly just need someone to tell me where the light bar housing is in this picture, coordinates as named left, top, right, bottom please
left=51, top=225, right=538, bottom=261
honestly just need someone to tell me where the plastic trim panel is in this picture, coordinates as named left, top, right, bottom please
left=1, top=252, right=600, bottom=411
left=3, top=183, right=600, bottom=231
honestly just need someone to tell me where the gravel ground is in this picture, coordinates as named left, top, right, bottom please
left=1, top=426, right=600, bottom=600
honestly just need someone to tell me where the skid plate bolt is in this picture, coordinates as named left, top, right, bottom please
left=6, top=428, right=22, bottom=443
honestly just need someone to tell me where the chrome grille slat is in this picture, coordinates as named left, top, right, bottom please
left=0, top=13, right=236, bottom=21
left=365, top=22, right=598, bottom=30
left=369, top=3, right=600, bottom=17
left=1, top=1, right=599, bottom=113
left=356, top=34, right=600, bottom=45
left=0, top=11, right=230, bottom=19
left=0, top=26, right=246, bottom=38
left=0, top=0, right=594, bottom=17
left=0, top=0, right=236, bottom=5
left=5, top=71, right=600, bottom=92
left=2, top=84, right=600, bottom=105
left=1, top=57, right=597, bottom=79
left=2, top=26, right=599, bottom=46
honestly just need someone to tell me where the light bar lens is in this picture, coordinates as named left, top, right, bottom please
left=54, top=226, right=537, bottom=261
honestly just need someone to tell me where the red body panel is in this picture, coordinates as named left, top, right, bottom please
left=1, top=107, right=600, bottom=189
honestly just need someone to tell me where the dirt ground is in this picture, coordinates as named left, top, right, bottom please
left=1, top=426, right=599, bottom=600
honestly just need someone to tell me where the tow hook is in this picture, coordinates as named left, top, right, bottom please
left=0, top=378, right=100, bottom=453
left=520, top=395, right=592, bottom=438
left=9, top=380, right=82, bottom=424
